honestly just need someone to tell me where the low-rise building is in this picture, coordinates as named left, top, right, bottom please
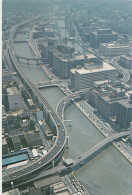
left=3, top=188, right=20, bottom=195
left=20, top=119, right=30, bottom=131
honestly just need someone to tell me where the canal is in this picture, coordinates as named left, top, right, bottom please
left=14, top=26, right=132, bottom=195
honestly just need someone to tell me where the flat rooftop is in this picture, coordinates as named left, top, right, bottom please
left=2, top=154, right=27, bottom=166
left=7, top=87, right=20, bottom=95
left=101, top=43, right=129, bottom=48
left=74, top=61, right=116, bottom=75
left=34, top=175, right=61, bottom=188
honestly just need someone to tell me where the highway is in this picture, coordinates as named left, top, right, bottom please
left=110, top=56, right=130, bottom=83
left=3, top=17, right=67, bottom=185
left=56, top=89, right=89, bottom=120
left=12, top=131, right=129, bottom=189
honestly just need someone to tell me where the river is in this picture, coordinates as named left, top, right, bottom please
left=14, top=26, right=132, bottom=195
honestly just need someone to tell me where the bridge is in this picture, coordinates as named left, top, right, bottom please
left=3, top=16, right=67, bottom=187
left=15, top=53, right=48, bottom=64
left=14, top=40, right=28, bottom=43
left=72, top=131, right=129, bottom=171
left=11, top=131, right=129, bottom=190
left=35, top=80, right=68, bottom=89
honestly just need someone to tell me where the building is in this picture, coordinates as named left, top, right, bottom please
left=11, top=135, right=21, bottom=151
left=3, top=188, right=20, bottom=195
left=25, top=132, right=43, bottom=148
left=40, top=38, right=56, bottom=59
left=120, top=53, right=132, bottom=70
left=51, top=45, right=86, bottom=78
left=51, top=182, right=70, bottom=195
left=130, top=122, right=132, bottom=140
left=20, top=119, right=30, bottom=131
left=33, top=175, right=62, bottom=195
left=2, top=69, right=13, bottom=85
left=70, top=58, right=117, bottom=90
left=2, top=105, right=8, bottom=126
left=7, top=87, right=25, bottom=111
left=87, top=82, right=132, bottom=128
left=2, top=137, right=9, bottom=154
left=99, top=42, right=130, bottom=56
left=90, top=29, right=118, bottom=48
left=36, top=109, right=44, bottom=121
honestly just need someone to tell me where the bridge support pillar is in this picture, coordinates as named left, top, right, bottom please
left=27, top=59, right=29, bottom=65
left=52, top=159, right=55, bottom=168
left=11, top=181, right=14, bottom=189
left=64, top=120, right=72, bottom=127
left=66, top=136, right=69, bottom=148
left=52, top=136, right=57, bottom=144
left=18, top=57, right=19, bottom=62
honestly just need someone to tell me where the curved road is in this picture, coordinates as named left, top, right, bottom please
left=3, top=17, right=67, bottom=185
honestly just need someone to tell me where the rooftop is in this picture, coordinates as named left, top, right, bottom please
left=7, top=87, right=20, bottom=95
left=34, top=175, right=61, bottom=188
left=74, top=61, right=116, bottom=75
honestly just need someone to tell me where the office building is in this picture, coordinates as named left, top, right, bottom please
left=2, top=138, right=9, bottom=155
left=87, top=82, right=132, bottom=128
left=90, top=29, right=118, bottom=48
left=51, top=45, right=86, bottom=78
left=25, top=132, right=43, bottom=148
left=99, top=42, right=130, bottom=56
left=120, top=53, right=132, bottom=70
left=11, top=135, right=21, bottom=151
left=70, top=57, right=117, bottom=90
left=7, top=87, right=25, bottom=111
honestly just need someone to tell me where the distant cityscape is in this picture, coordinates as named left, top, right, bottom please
left=2, top=0, right=132, bottom=195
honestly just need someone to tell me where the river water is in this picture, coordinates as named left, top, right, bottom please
left=14, top=27, right=132, bottom=195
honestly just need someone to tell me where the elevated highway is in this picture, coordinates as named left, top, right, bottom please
left=56, top=89, right=89, bottom=120
left=13, top=131, right=129, bottom=189
left=3, top=17, right=67, bottom=186
left=111, top=56, right=130, bottom=83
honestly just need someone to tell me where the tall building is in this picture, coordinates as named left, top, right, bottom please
left=11, top=135, right=21, bottom=151
left=51, top=45, right=86, bottom=78
left=70, top=56, right=117, bottom=90
left=7, top=87, right=25, bottom=111
left=90, top=29, right=118, bottom=48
